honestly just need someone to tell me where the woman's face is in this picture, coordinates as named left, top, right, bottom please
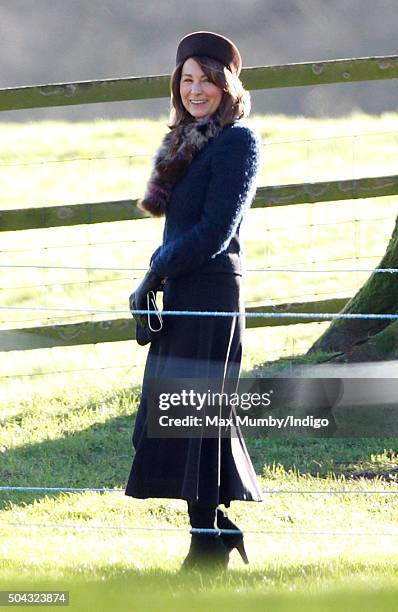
left=180, top=57, right=223, bottom=120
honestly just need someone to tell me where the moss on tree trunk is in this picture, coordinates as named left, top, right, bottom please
left=307, top=216, right=398, bottom=362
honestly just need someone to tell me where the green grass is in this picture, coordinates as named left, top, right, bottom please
left=1, top=382, right=398, bottom=611
left=1, top=113, right=398, bottom=609
left=2, top=570, right=398, bottom=612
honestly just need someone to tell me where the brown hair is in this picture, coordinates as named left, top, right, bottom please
left=168, top=55, right=251, bottom=128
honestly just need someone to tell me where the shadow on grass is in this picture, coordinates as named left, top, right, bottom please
left=1, top=379, right=397, bottom=511
left=245, top=436, right=398, bottom=479
left=0, top=384, right=141, bottom=510
left=243, top=356, right=398, bottom=478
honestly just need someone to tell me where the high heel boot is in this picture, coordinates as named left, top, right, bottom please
left=216, top=508, right=249, bottom=564
left=181, top=533, right=229, bottom=571
left=181, top=503, right=229, bottom=571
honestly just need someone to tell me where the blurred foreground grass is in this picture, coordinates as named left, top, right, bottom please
left=2, top=569, right=398, bottom=612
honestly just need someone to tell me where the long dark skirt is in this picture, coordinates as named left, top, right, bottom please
left=125, top=272, right=263, bottom=508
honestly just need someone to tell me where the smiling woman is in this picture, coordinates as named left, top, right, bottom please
left=126, top=31, right=262, bottom=572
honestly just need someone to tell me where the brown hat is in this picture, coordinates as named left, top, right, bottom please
left=176, top=31, right=242, bottom=76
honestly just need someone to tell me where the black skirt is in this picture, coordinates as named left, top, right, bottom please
left=124, top=272, right=263, bottom=508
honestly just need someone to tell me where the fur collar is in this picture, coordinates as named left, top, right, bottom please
left=137, top=117, right=224, bottom=217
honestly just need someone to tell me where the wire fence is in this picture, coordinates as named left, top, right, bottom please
left=2, top=486, right=398, bottom=494
left=1, top=305, right=398, bottom=320
left=1, top=520, right=397, bottom=537
left=0, top=264, right=397, bottom=273
left=1, top=127, right=397, bottom=167
left=0, top=363, right=137, bottom=380
left=2, top=486, right=398, bottom=537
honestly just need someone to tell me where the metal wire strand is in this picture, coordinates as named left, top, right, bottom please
left=0, top=520, right=397, bottom=537
left=1, top=486, right=398, bottom=495
left=1, top=305, right=398, bottom=320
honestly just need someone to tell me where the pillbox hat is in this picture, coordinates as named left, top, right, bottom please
left=176, top=31, right=242, bottom=76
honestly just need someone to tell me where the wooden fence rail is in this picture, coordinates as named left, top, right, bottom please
left=0, top=55, right=397, bottom=112
left=1, top=175, right=397, bottom=232
left=0, top=298, right=348, bottom=352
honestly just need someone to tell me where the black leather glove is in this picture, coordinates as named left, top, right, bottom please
left=129, top=268, right=162, bottom=327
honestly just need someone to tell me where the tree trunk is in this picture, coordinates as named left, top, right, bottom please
left=307, top=215, right=398, bottom=362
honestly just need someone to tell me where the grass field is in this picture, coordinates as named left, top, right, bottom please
left=1, top=113, right=398, bottom=610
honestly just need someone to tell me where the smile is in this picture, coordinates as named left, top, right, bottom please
left=190, top=100, right=208, bottom=104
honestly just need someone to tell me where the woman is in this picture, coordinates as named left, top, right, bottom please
left=125, top=31, right=263, bottom=570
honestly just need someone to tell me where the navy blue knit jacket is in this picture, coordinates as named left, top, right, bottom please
left=149, top=120, right=261, bottom=280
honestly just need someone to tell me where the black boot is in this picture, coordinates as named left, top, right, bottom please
left=216, top=508, right=249, bottom=564
left=181, top=503, right=229, bottom=571
left=181, top=533, right=229, bottom=571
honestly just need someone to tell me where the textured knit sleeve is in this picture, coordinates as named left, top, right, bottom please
left=149, top=245, right=162, bottom=266
left=149, top=125, right=261, bottom=279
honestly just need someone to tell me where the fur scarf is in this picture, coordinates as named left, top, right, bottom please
left=137, top=116, right=224, bottom=218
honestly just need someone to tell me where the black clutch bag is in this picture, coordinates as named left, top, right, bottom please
left=130, top=290, right=163, bottom=346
